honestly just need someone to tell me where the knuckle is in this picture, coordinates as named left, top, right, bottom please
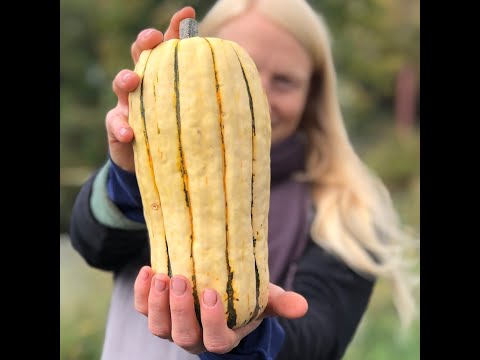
left=149, top=323, right=170, bottom=339
left=106, top=109, right=121, bottom=126
left=106, top=109, right=114, bottom=120
left=169, top=304, right=188, bottom=318
left=148, top=301, right=165, bottom=315
left=105, top=109, right=116, bottom=124
left=172, top=328, right=202, bottom=351
left=148, top=294, right=168, bottom=314
left=204, top=340, right=232, bottom=354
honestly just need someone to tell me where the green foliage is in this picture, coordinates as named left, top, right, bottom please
left=60, top=239, right=113, bottom=360
left=354, top=125, right=420, bottom=231
left=310, top=0, right=420, bottom=136
left=361, top=125, right=420, bottom=189
left=345, top=313, right=420, bottom=360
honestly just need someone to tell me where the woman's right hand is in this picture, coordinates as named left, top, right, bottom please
left=134, top=266, right=308, bottom=354
left=106, top=6, right=196, bottom=172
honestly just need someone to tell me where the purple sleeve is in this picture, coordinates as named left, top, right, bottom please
left=198, top=317, right=285, bottom=360
left=107, top=157, right=145, bottom=223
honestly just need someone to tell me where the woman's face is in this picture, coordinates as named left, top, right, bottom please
left=215, top=11, right=313, bottom=145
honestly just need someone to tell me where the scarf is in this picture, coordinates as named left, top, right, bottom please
left=268, top=132, right=312, bottom=288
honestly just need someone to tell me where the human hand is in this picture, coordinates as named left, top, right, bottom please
left=134, top=266, right=308, bottom=354
left=106, top=6, right=196, bottom=172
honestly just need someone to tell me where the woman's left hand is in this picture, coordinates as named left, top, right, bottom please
left=133, top=266, right=308, bottom=354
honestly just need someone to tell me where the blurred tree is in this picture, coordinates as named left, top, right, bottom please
left=310, top=0, right=420, bottom=141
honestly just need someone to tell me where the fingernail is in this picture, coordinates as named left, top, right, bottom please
left=119, top=127, right=129, bottom=137
left=122, top=72, right=131, bottom=83
left=203, top=289, right=217, bottom=307
left=141, top=268, right=149, bottom=280
left=171, top=278, right=186, bottom=296
left=143, top=29, right=154, bottom=38
left=155, top=277, right=166, bottom=292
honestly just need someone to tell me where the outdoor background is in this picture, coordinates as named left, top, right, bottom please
left=60, top=0, right=420, bottom=359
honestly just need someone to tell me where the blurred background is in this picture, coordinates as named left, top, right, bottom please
left=60, top=0, right=420, bottom=359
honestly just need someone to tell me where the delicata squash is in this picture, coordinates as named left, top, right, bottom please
left=129, top=19, right=271, bottom=329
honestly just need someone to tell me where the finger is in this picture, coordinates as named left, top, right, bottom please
left=105, top=108, right=133, bottom=144
left=106, top=111, right=136, bottom=172
left=147, top=274, right=172, bottom=339
left=164, top=6, right=196, bottom=40
left=134, top=266, right=154, bottom=316
left=112, top=69, right=140, bottom=109
left=169, top=276, right=203, bottom=353
left=131, top=28, right=164, bottom=64
left=263, top=283, right=308, bottom=319
left=200, top=289, right=238, bottom=354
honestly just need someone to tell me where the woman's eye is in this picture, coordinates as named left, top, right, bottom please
left=272, top=75, right=299, bottom=92
left=274, top=76, right=293, bottom=86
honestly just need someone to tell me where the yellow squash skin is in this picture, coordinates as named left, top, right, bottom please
left=129, top=37, right=271, bottom=329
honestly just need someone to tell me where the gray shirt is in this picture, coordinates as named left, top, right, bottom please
left=101, top=262, right=198, bottom=360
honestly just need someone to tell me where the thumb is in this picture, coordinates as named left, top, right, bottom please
left=264, top=283, right=308, bottom=319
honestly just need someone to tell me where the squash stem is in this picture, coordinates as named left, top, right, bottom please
left=179, top=18, right=198, bottom=39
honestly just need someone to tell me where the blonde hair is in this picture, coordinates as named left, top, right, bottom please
left=200, top=0, right=418, bottom=328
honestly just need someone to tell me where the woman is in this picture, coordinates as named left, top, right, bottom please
left=69, top=1, right=418, bottom=359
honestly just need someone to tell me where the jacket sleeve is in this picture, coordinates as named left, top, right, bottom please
left=276, top=240, right=376, bottom=360
left=198, top=317, right=285, bottom=360
left=69, top=161, right=149, bottom=272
